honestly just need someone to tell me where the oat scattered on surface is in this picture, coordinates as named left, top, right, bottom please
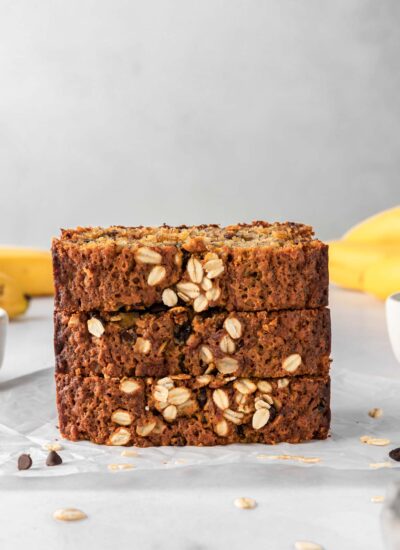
left=369, top=462, right=391, bottom=469
left=107, top=463, right=135, bottom=471
left=360, top=435, right=391, bottom=446
left=294, top=542, right=323, bottom=550
left=234, top=497, right=257, bottom=510
left=256, top=454, right=321, bottom=464
left=371, top=495, right=385, bottom=503
left=43, top=442, right=62, bottom=452
left=53, top=508, right=87, bottom=522
left=368, top=408, right=383, bottom=419
left=120, top=449, right=138, bottom=457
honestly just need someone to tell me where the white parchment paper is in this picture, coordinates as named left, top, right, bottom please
left=1, top=366, right=399, bottom=477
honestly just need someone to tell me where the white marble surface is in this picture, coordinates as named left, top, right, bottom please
left=0, top=287, right=399, bottom=550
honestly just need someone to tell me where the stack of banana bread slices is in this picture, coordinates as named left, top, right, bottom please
left=52, top=222, right=331, bottom=447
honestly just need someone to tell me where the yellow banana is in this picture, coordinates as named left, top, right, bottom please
left=364, top=257, right=400, bottom=300
left=329, top=241, right=399, bottom=291
left=329, top=207, right=400, bottom=299
left=329, top=261, right=363, bottom=291
left=0, top=248, right=53, bottom=296
left=329, top=240, right=400, bottom=298
left=343, top=206, right=400, bottom=244
left=0, top=272, right=29, bottom=318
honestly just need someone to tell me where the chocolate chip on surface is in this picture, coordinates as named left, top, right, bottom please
left=17, top=454, right=32, bottom=471
left=46, top=450, right=63, bottom=466
left=389, top=448, right=400, bottom=462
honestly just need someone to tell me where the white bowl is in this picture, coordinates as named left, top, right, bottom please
left=0, top=308, right=7, bottom=369
left=386, top=292, right=400, bottom=363
left=382, top=483, right=400, bottom=549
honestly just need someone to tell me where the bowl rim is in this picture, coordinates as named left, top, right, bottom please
left=387, top=292, right=400, bottom=303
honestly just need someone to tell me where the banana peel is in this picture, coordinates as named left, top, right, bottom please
left=0, top=272, right=29, bottom=318
left=0, top=248, right=53, bottom=296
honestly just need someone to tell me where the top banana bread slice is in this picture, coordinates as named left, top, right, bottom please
left=52, top=222, right=328, bottom=313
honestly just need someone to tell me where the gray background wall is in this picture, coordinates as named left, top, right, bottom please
left=0, top=0, right=399, bottom=247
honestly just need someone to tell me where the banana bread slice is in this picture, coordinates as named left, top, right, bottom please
left=55, top=307, right=331, bottom=379
left=56, top=373, right=330, bottom=447
left=52, top=222, right=328, bottom=313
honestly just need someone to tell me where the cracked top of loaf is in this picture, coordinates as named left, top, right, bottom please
left=56, top=221, right=318, bottom=251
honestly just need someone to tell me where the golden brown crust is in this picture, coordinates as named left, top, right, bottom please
left=53, top=222, right=331, bottom=448
left=55, top=307, right=331, bottom=379
left=56, top=373, right=330, bottom=447
left=52, top=222, right=328, bottom=312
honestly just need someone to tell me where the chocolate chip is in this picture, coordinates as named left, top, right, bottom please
left=17, top=454, right=32, bottom=471
left=46, top=450, right=63, bottom=467
left=121, top=330, right=137, bottom=343
left=198, top=388, right=207, bottom=409
left=389, top=448, right=400, bottom=462
left=268, top=405, right=277, bottom=422
left=236, top=425, right=245, bottom=438
left=174, top=322, right=191, bottom=343
left=147, top=303, right=168, bottom=314
left=178, top=354, right=189, bottom=374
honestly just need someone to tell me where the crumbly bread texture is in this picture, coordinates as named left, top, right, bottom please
left=55, top=307, right=331, bottom=379
left=52, top=222, right=328, bottom=313
left=56, top=373, right=330, bottom=447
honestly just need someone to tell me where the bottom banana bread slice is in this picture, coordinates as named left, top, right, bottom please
left=56, top=373, right=330, bottom=447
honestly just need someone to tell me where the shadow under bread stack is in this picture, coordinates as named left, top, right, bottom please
left=52, top=222, right=331, bottom=447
